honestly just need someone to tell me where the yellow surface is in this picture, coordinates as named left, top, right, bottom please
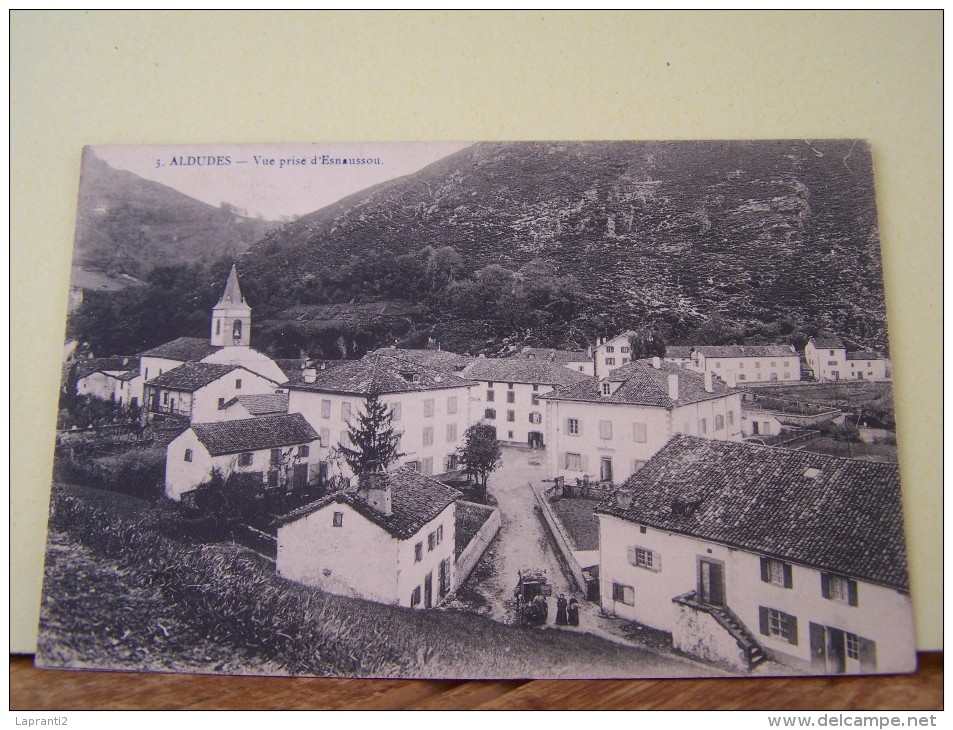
left=10, top=10, right=941, bottom=653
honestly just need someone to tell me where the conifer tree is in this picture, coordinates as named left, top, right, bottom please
left=337, top=392, right=404, bottom=478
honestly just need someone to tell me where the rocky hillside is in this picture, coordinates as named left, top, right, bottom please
left=240, top=140, right=889, bottom=351
left=74, top=150, right=276, bottom=279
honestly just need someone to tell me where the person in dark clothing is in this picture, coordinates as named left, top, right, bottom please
left=555, top=594, right=569, bottom=625
left=567, top=597, right=580, bottom=626
left=534, top=594, right=548, bottom=624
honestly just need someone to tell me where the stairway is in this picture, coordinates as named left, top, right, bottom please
left=672, top=591, right=767, bottom=670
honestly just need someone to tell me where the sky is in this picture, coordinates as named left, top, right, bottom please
left=93, top=142, right=473, bottom=220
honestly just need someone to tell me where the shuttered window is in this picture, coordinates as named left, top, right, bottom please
left=821, top=573, right=858, bottom=606
left=759, top=606, right=798, bottom=645
left=760, top=557, right=793, bottom=588
left=633, top=422, right=647, bottom=443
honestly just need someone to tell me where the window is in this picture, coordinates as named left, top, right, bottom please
left=333, top=511, right=343, bottom=527
left=738, top=362, right=744, bottom=369
left=759, top=607, right=798, bottom=645
left=340, top=431, right=348, bottom=446
left=183, top=449, right=193, bottom=462
left=423, top=427, right=434, bottom=446
left=565, top=453, right=582, bottom=471
left=446, top=423, right=457, bottom=442
left=321, top=400, right=331, bottom=418
left=599, top=420, right=613, bottom=439
left=829, top=350, right=835, bottom=356
left=828, top=360, right=838, bottom=366
left=427, top=532, right=436, bottom=551
left=447, top=396, right=458, bottom=414
left=784, top=361, right=791, bottom=369
left=627, top=546, right=660, bottom=571
left=760, top=557, right=793, bottom=588
left=271, top=448, right=281, bottom=465
left=411, top=586, right=421, bottom=607
left=342, top=402, right=352, bottom=421
left=567, top=418, right=580, bottom=435
left=422, top=457, right=433, bottom=476
left=216, top=319, right=221, bottom=335
left=506, top=391, right=515, bottom=404
left=633, top=422, right=647, bottom=443
left=392, top=402, right=402, bottom=421
left=163, top=392, right=169, bottom=405
left=727, top=410, right=735, bottom=426
left=238, top=452, right=253, bottom=466
left=821, top=573, right=858, bottom=606
left=507, top=410, right=515, bottom=422
left=699, top=418, right=707, bottom=435
left=621, top=358, right=629, bottom=365
left=415, top=542, right=423, bottom=562
left=407, top=460, right=421, bottom=473
left=444, top=454, right=458, bottom=471
left=487, top=389, right=495, bottom=402
left=605, top=346, right=615, bottom=353
left=532, top=383, right=539, bottom=391
left=611, top=582, right=634, bottom=605
left=602, top=383, right=611, bottom=395
left=508, top=382, right=514, bottom=390
left=145, top=368, right=149, bottom=380
left=715, top=414, right=725, bottom=431
left=532, top=393, right=540, bottom=406
left=436, top=525, right=443, bottom=545
left=737, top=374, right=746, bottom=381
left=218, top=397, right=225, bottom=409
left=770, top=361, right=776, bottom=367
left=846, top=632, right=860, bottom=660
left=298, top=444, right=310, bottom=458
left=605, top=357, right=616, bottom=366
left=755, top=362, right=761, bottom=369
left=236, top=378, right=242, bottom=389
left=529, top=412, right=542, bottom=424
left=620, top=346, right=630, bottom=354
left=485, top=408, right=497, bottom=419
left=319, top=427, right=330, bottom=445
left=424, top=399, right=434, bottom=417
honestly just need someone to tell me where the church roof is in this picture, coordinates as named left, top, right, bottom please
left=215, top=264, right=251, bottom=311
left=140, top=337, right=222, bottom=362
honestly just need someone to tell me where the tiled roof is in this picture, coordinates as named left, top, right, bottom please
left=514, top=347, right=592, bottom=364
left=694, top=345, right=796, bottom=359
left=544, top=360, right=735, bottom=408
left=809, top=336, right=845, bottom=350
left=462, top=358, right=592, bottom=387
left=276, top=466, right=461, bottom=540
left=664, top=346, right=694, bottom=359
left=596, top=434, right=909, bottom=591
left=847, top=350, right=882, bottom=361
left=285, top=353, right=475, bottom=395
left=140, top=337, right=222, bottom=362
left=369, top=348, right=474, bottom=372
left=75, top=356, right=140, bottom=380
left=101, top=369, right=141, bottom=382
left=191, top=413, right=319, bottom=456
left=223, top=393, right=289, bottom=415
left=144, top=362, right=240, bottom=392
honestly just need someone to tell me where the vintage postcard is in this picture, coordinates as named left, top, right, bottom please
left=37, top=140, right=915, bottom=679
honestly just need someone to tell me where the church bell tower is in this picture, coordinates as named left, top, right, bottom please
left=211, top=264, right=252, bottom=347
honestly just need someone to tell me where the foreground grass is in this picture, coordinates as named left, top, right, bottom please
left=38, top=484, right=711, bottom=679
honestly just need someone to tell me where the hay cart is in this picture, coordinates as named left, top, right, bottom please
left=514, top=567, right=552, bottom=626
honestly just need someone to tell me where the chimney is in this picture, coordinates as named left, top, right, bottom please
left=359, top=467, right=392, bottom=516
left=652, top=356, right=661, bottom=369
left=302, top=361, right=317, bottom=383
left=668, top=373, right=679, bottom=400
left=704, top=369, right=714, bottom=393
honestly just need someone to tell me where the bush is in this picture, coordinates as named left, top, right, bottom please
left=73, top=448, right=166, bottom=499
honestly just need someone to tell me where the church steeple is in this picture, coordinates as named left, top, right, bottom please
left=211, top=264, right=252, bottom=347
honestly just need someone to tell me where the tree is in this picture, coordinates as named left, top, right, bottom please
left=336, top=392, right=404, bottom=479
left=627, top=328, right=667, bottom=360
left=458, top=423, right=503, bottom=502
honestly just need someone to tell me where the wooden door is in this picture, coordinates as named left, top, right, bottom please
left=424, top=572, right=433, bottom=609
left=810, top=622, right=827, bottom=671
left=293, top=463, right=308, bottom=491
left=438, top=559, right=449, bottom=597
left=697, top=559, right=725, bottom=606
left=600, top=457, right=613, bottom=482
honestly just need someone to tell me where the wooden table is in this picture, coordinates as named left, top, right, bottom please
left=10, top=653, right=943, bottom=710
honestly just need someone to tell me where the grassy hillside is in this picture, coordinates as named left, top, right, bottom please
left=240, top=141, right=889, bottom=351
left=38, top=484, right=714, bottom=679
left=74, top=150, right=276, bottom=279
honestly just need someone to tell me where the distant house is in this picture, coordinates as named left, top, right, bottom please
left=593, top=332, right=636, bottom=379
left=663, top=346, right=694, bottom=367
left=460, top=357, right=591, bottom=447
left=144, top=362, right=278, bottom=423
left=275, top=467, right=459, bottom=609
left=805, top=337, right=891, bottom=382
left=687, top=345, right=801, bottom=386
left=543, top=357, right=743, bottom=484
left=286, top=353, right=475, bottom=479
left=138, top=265, right=287, bottom=387
left=741, top=402, right=843, bottom=439
left=217, top=393, right=290, bottom=421
left=595, top=435, right=914, bottom=674
left=369, top=347, right=474, bottom=374
left=74, top=356, right=142, bottom=409
left=164, top=413, right=322, bottom=501
left=512, top=346, right=593, bottom=375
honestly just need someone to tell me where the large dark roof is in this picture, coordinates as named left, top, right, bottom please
left=809, top=336, right=846, bottom=350
left=74, top=356, right=140, bottom=380
left=545, top=360, right=735, bottom=408
left=462, top=358, right=592, bottom=387
left=223, top=393, right=289, bottom=415
left=369, top=348, right=475, bottom=372
left=694, top=345, right=796, bottom=358
left=191, top=413, right=319, bottom=456
left=664, top=346, right=694, bottom=359
left=144, top=362, right=241, bottom=392
left=847, top=350, right=883, bottom=361
left=140, top=337, right=222, bottom=362
left=286, top=353, right=475, bottom=395
left=596, top=435, right=909, bottom=591
left=513, top=347, right=592, bottom=365
left=276, top=466, right=461, bottom=540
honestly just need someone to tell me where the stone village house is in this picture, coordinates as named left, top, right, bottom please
left=805, top=336, right=891, bottom=382
left=595, top=434, right=914, bottom=674
left=144, top=362, right=278, bottom=424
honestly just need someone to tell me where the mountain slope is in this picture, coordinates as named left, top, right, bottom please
left=74, top=150, right=277, bottom=278
left=239, top=140, right=888, bottom=351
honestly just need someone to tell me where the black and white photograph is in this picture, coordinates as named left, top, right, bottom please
left=37, top=140, right=916, bottom=680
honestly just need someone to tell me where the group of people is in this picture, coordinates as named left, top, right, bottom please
left=516, top=589, right=580, bottom=627
left=556, top=593, right=580, bottom=626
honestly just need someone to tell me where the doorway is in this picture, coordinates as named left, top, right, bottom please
left=424, top=572, right=433, bottom=609
left=697, top=558, right=725, bottom=606
left=600, top=457, right=613, bottom=483
left=809, top=622, right=876, bottom=674
left=528, top=431, right=544, bottom=448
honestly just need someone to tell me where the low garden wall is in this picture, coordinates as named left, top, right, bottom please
left=454, top=501, right=501, bottom=589
left=531, top=482, right=587, bottom=592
